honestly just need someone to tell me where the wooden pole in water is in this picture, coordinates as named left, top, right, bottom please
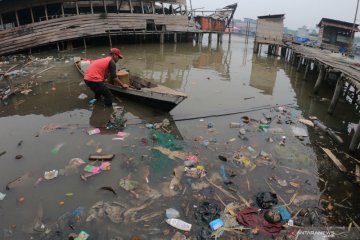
left=15, top=11, right=20, bottom=27
left=349, top=120, right=360, bottom=152
left=76, top=0, right=79, bottom=15
left=174, top=33, right=177, bottom=43
left=314, top=65, right=325, bottom=94
left=83, top=38, right=87, bottom=49
left=44, top=5, right=48, bottom=21
left=208, top=32, right=212, bottom=45
left=108, top=34, right=113, bottom=47
left=61, top=2, right=65, bottom=17
left=352, top=87, right=358, bottom=104
left=303, top=61, right=310, bottom=80
left=0, top=14, right=3, bottom=30
left=297, top=57, right=302, bottom=71
left=90, top=0, right=94, bottom=14
left=30, top=8, right=34, bottom=23
left=328, top=74, right=344, bottom=114
left=57, top=42, right=60, bottom=52
left=160, top=25, right=165, bottom=44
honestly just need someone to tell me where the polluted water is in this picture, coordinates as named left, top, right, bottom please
left=0, top=35, right=359, bottom=239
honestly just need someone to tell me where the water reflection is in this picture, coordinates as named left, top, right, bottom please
left=250, top=55, right=278, bottom=95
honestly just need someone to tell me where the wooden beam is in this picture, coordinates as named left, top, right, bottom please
left=76, top=0, right=79, bottom=15
left=30, top=7, right=35, bottom=23
left=61, top=2, right=65, bottom=17
left=321, top=147, right=347, bottom=172
left=328, top=74, right=344, bottom=114
left=44, top=5, right=48, bottom=21
left=15, top=10, right=20, bottom=27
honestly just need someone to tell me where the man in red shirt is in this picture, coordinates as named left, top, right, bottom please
left=84, top=48, right=124, bottom=107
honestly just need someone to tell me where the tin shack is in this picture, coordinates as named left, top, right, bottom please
left=317, top=18, right=359, bottom=52
left=253, top=14, right=285, bottom=55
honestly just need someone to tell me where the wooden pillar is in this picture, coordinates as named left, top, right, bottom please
left=292, top=53, right=296, bottom=65
left=15, top=11, right=20, bottom=27
left=328, top=74, right=344, bottom=114
left=152, top=2, right=155, bottom=14
left=76, top=0, right=79, bottom=15
left=275, top=45, right=279, bottom=56
left=103, top=0, right=107, bottom=13
left=90, top=0, right=94, bottom=14
left=352, top=87, right=358, bottom=104
left=253, top=42, right=258, bottom=53
left=228, top=32, right=231, bottom=44
left=44, top=5, right=48, bottom=20
left=130, top=0, right=133, bottom=13
left=297, top=57, right=302, bottom=72
left=83, top=38, right=87, bottom=49
left=174, top=33, right=177, bottom=43
left=160, top=26, right=165, bottom=44
left=61, top=3, right=65, bottom=17
left=161, top=3, right=164, bottom=14
left=303, top=61, right=310, bottom=80
left=141, top=1, right=144, bottom=14
left=57, top=42, right=60, bottom=52
left=349, top=120, right=360, bottom=151
left=208, top=33, right=212, bottom=45
left=28, top=8, right=35, bottom=23
left=116, top=0, right=119, bottom=13
left=0, top=14, right=3, bottom=30
left=108, top=34, right=112, bottom=47
left=313, top=65, right=325, bottom=94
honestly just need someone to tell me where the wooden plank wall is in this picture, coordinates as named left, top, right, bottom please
left=0, top=13, right=191, bottom=55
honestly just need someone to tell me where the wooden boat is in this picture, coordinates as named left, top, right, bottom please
left=74, top=57, right=187, bottom=111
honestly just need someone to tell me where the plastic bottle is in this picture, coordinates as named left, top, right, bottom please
left=229, top=122, right=242, bottom=128
left=219, top=165, right=231, bottom=184
left=166, top=218, right=192, bottom=231
left=259, top=123, right=270, bottom=129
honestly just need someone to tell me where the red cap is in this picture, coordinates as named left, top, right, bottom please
left=109, top=48, right=123, bottom=59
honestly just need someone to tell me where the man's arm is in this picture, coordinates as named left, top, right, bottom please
left=108, top=59, right=128, bottom=88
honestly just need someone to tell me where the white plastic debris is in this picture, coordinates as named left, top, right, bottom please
left=44, top=170, right=59, bottom=180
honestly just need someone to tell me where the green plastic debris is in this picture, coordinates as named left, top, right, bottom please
left=149, top=130, right=183, bottom=150
left=75, top=230, right=89, bottom=240
left=119, top=179, right=139, bottom=191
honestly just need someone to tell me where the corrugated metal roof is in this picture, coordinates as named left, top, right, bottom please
left=257, top=14, right=285, bottom=19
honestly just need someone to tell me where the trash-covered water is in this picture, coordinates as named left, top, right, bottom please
left=0, top=35, right=359, bottom=239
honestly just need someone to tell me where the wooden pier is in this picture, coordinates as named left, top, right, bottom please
left=0, top=1, right=237, bottom=56
left=282, top=44, right=360, bottom=151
